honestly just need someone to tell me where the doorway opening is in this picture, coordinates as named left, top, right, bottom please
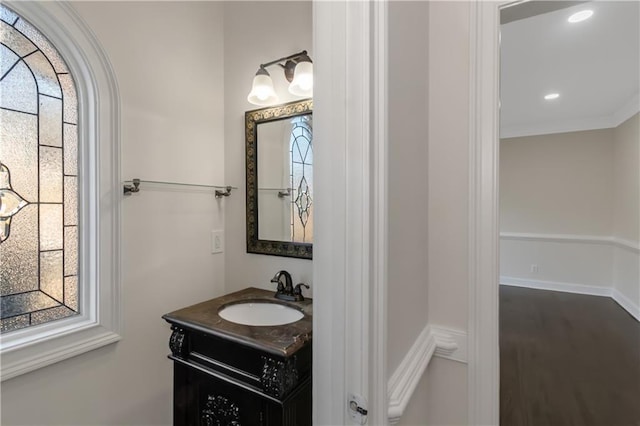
left=498, top=2, right=640, bottom=424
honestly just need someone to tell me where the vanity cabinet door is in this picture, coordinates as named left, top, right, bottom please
left=175, top=363, right=267, bottom=426
left=174, top=363, right=311, bottom=426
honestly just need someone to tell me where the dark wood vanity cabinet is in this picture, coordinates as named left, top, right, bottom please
left=163, top=288, right=312, bottom=426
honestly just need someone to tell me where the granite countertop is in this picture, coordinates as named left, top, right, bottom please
left=162, top=287, right=312, bottom=357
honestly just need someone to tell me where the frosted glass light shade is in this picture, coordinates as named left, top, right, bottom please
left=247, top=70, right=278, bottom=106
left=288, top=61, right=313, bottom=97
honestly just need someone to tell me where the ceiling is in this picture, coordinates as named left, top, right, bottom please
left=500, top=1, right=640, bottom=138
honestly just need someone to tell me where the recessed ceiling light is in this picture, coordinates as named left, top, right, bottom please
left=544, top=93, right=560, bottom=100
left=568, top=10, right=593, bottom=23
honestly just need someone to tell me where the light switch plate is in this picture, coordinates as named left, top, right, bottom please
left=211, top=230, right=224, bottom=254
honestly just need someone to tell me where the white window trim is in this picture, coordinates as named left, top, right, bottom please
left=0, top=1, right=121, bottom=381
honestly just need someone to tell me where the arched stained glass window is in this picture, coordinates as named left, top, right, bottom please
left=0, top=4, right=79, bottom=333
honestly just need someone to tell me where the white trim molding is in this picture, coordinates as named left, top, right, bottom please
left=468, top=2, right=501, bottom=425
left=432, top=326, right=468, bottom=364
left=612, top=288, right=640, bottom=322
left=0, top=1, right=121, bottom=381
left=388, top=325, right=467, bottom=425
left=500, top=276, right=612, bottom=298
left=501, top=93, right=640, bottom=139
left=313, top=1, right=387, bottom=424
left=501, top=232, right=640, bottom=253
left=500, top=278, right=640, bottom=322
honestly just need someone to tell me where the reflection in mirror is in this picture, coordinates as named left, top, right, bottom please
left=257, top=115, right=313, bottom=243
left=246, top=99, right=313, bottom=259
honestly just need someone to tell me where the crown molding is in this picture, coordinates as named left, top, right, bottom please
left=501, top=93, right=639, bottom=139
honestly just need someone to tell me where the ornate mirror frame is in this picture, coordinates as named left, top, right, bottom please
left=246, top=99, right=313, bottom=259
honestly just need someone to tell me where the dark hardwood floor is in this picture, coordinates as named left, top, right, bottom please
left=500, top=286, right=640, bottom=426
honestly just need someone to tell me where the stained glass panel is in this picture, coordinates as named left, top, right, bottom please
left=40, top=146, right=63, bottom=202
left=14, top=17, right=68, bottom=74
left=1, top=291, right=60, bottom=319
left=31, top=306, right=76, bottom=326
left=0, top=315, right=29, bottom=333
left=64, top=176, right=77, bottom=225
left=23, top=51, right=62, bottom=98
left=64, top=276, right=78, bottom=311
left=0, top=4, right=79, bottom=333
left=39, top=95, right=63, bottom=146
left=59, top=74, right=77, bottom=124
left=289, top=115, right=313, bottom=243
left=40, top=250, right=63, bottom=302
left=0, top=6, right=18, bottom=25
left=0, top=21, right=37, bottom=58
left=0, top=110, right=38, bottom=200
left=40, top=204, right=63, bottom=251
left=63, top=123, right=77, bottom=174
left=0, top=57, right=38, bottom=114
left=0, top=204, right=38, bottom=294
left=64, top=226, right=77, bottom=276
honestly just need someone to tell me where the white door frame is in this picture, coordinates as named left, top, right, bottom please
left=468, top=2, right=502, bottom=425
left=314, top=1, right=503, bottom=425
left=312, top=0, right=388, bottom=424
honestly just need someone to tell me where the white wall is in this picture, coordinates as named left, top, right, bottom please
left=500, top=237, right=614, bottom=292
left=223, top=1, right=313, bottom=296
left=1, top=2, right=226, bottom=425
left=426, top=1, right=471, bottom=424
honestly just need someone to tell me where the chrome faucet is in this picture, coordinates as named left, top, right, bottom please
left=271, top=270, right=309, bottom=301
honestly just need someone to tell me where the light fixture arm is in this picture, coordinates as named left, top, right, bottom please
left=259, top=50, right=310, bottom=70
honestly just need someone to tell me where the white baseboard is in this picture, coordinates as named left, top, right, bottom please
left=612, top=288, right=640, bottom=321
left=387, top=324, right=468, bottom=425
left=501, top=276, right=639, bottom=322
left=500, top=276, right=611, bottom=297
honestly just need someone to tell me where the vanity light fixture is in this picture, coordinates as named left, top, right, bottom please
left=247, top=50, right=313, bottom=106
left=544, top=93, right=560, bottom=100
left=568, top=10, right=593, bottom=23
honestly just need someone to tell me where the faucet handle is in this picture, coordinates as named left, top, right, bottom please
left=293, top=283, right=310, bottom=299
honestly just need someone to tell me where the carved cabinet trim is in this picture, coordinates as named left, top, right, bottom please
left=169, top=326, right=186, bottom=357
left=261, top=356, right=299, bottom=398
left=201, top=394, right=241, bottom=426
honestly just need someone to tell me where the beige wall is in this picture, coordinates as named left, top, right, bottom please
left=500, top=115, right=639, bottom=311
left=500, top=129, right=615, bottom=236
left=612, top=113, right=640, bottom=309
left=388, top=0, right=430, bottom=374
left=426, top=1, right=471, bottom=423
left=387, top=1, right=431, bottom=422
left=1, top=2, right=226, bottom=425
left=388, top=3, right=471, bottom=423
left=223, top=1, right=313, bottom=296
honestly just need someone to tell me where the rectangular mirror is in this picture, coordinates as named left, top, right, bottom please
left=246, top=99, right=313, bottom=259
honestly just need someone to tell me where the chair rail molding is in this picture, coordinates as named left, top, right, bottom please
left=500, top=232, right=640, bottom=253
left=388, top=324, right=467, bottom=425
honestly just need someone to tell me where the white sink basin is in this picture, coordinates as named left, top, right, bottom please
left=218, top=302, right=304, bottom=326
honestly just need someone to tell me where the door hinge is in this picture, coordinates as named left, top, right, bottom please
left=348, top=393, right=368, bottom=424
